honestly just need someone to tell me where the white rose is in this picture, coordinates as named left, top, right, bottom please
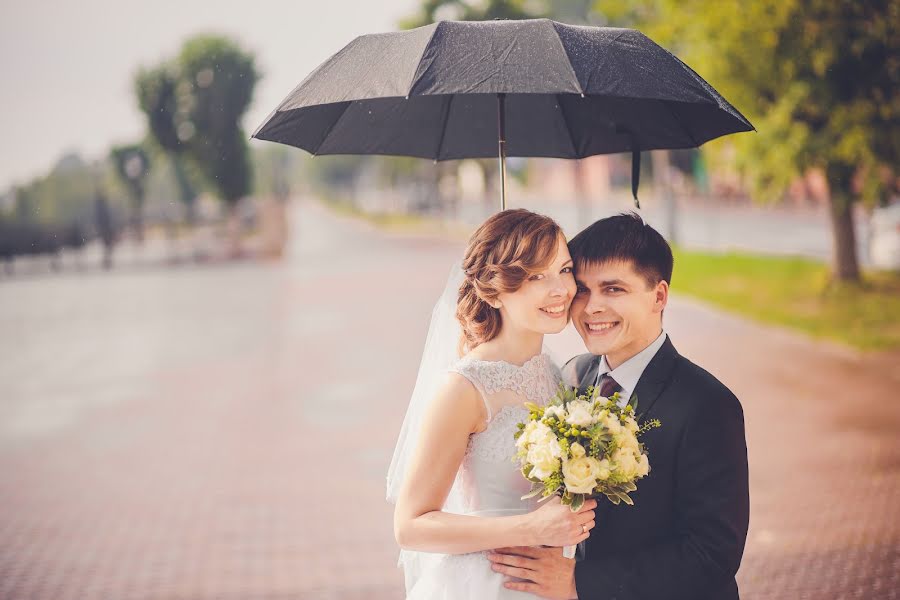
left=597, top=458, right=611, bottom=481
left=624, top=416, right=639, bottom=434
left=516, top=421, right=537, bottom=451
left=563, top=456, right=602, bottom=494
left=637, top=453, right=650, bottom=477
left=611, top=448, right=639, bottom=479
left=566, top=399, right=596, bottom=428
left=615, top=431, right=641, bottom=453
left=604, top=414, right=622, bottom=435
left=593, top=395, right=612, bottom=408
left=570, top=441, right=586, bottom=458
left=544, top=405, right=568, bottom=421
left=517, top=421, right=555, bottom=451
left=527, top=438, right=562, bottom=480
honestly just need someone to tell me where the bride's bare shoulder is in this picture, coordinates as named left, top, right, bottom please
left=428, top=371, right=488, bottom=431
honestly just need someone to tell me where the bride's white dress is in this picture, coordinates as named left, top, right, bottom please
left=406, top=352, right=563, bottom=600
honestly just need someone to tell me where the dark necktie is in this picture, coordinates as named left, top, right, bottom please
left=598, top=373, right=622, bottom=398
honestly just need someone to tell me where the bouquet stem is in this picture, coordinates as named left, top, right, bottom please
left=562, top=544, right=576, bottom=559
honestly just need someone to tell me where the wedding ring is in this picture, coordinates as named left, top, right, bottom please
left=581, top=524, right=587, bottom=534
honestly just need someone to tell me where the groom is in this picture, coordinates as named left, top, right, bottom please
left=488, top=213, right=749, bottom=599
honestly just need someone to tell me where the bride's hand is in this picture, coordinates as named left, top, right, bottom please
left=526, top=496, right=597, bottom=547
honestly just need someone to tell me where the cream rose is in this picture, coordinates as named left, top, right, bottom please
left=527, top=438, right=562, bottom=480
left=604, top=413, right=622, bottom=435
left=636, top=453, right=650, bottom=477
left=597, top=458, right=611, bottom=481
left=624, top=416, right=640, bottom=434
left=517, top=421, right=555, bottom=451
left=563, top=455, right=602, bottom=494
left=615, top=431, right=641, bottom=453
left=566, top=399, right=596, bottom=428
left=611, top=448, right=639, bottom=479
left=543, top=405, right=568, bottom=421
left=570, top=441, right=587, bottom=458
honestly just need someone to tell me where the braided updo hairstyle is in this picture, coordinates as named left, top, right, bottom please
left=457, top=209, right=564, bottom=353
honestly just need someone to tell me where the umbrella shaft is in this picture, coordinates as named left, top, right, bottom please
left=497, top=94, right=507, bottom=211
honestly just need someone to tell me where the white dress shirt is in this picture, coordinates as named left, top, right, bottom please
left=594, top=331, right=668, bottom=407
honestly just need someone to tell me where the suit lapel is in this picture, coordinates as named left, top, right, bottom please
left=577, top=355, right=601, bottom=397
left=631, top=337, right=679, bottom=421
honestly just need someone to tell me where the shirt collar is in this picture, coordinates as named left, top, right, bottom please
left=595, top=331, right=668, bottom=400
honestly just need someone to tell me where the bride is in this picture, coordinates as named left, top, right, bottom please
left=387, top=209, right=597, bottom=599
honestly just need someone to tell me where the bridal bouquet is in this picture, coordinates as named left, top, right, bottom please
left=514, top=383, right=661, bottom=512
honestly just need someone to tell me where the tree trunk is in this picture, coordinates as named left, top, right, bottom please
left=825, top=163, right=861, bottom=283
left=132, top=198, right=145, bottom=244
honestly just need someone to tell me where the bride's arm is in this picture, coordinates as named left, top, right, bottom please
left=393, top=374, right=595, bottom=555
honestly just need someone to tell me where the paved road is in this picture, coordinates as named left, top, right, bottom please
left=0, top=200, right=897, bottom=599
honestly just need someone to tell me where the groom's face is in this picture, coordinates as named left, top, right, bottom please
left=570, top=260, right=668, bottom=369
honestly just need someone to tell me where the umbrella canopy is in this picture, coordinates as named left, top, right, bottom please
left=253, top=19, right=753, bottom=207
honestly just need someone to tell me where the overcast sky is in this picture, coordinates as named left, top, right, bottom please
left=0, top=0, right=419, bottom=190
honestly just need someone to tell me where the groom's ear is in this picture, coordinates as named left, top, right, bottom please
left=653, top=280, right=669, bottom=314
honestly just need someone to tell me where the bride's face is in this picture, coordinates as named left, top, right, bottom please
left=495, top=236, right=577, bottom=335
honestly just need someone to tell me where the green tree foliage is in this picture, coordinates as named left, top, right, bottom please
left=135, top=64, right=199, bottom=221
left=595, top=0, right=899, bottom=281
left=400, top=0, right=538, bottom=29
left=12, top=154, right=118, bottom=226
left=135, top=35, right=259, bottom=213
left=177, top=35, right=259, bottom=207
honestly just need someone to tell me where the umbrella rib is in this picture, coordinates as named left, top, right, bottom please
left=313, top=102, right=354, bottom=155
left=555, top=94, right=580, bottom=158
left=548, top=21, right=585, bottom=95
left=433, top=95, right=454, bottom=161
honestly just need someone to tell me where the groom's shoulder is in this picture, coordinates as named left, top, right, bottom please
left=672, top=353, right=743, bottom=416
left=562, top=353, right=596, bottom=386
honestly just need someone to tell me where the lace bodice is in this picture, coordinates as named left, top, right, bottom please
left=447, top=353, right=562, bottom=515
left=450, top=353, right=560, bottom=419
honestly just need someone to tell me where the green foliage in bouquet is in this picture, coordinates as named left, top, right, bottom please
left=514, top=382, right=661, bottom=510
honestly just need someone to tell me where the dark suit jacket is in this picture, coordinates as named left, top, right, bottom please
left=564, top=338, right=749, bottom=600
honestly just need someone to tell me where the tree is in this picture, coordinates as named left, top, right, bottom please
left=110, top=144, right=150, bottom=242
left=135, top=64, right=199, bottom=224
left=177, top=35, right=259, bottom=209
left=595, top=0, right=899, bottom=282
left=400, top=0, right=537, bottom=29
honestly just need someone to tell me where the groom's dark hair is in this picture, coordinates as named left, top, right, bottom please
left=568, top=212, right=674, bottom=288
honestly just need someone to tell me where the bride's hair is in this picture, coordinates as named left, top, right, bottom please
left=457, top=208, right=563, bottom=353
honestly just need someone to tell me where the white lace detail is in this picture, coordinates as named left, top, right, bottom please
left=450, top=353, right=561, bottom=417
left=448, top=353, right=563, bottom=464
left=465, top=404, right=529, bottom=462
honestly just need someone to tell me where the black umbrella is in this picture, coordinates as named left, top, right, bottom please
left=253, top=19, right=753, bottom=209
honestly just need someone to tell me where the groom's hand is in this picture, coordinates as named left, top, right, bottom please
left=488, top=546, right=578, bottom=599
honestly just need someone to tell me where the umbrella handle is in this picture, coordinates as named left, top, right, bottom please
left=497, top=93, right=507, bottom=211
left=631, top=149, right=641, bottom=209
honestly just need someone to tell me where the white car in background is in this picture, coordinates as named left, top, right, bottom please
left=869, top=202, right=900, bottom=270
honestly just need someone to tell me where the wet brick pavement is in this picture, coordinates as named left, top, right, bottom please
left=1, top=200, right=897, bottom=599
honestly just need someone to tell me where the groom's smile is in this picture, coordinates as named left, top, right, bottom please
left=570, top=260, right=667, bottom=368
left=585, top=321, right=620, bottom=332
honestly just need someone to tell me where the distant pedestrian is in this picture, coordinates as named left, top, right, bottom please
left=94, top=191, right=116, bottom=270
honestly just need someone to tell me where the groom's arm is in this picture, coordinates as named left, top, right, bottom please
left=574, top=384, right=749, bottom=600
